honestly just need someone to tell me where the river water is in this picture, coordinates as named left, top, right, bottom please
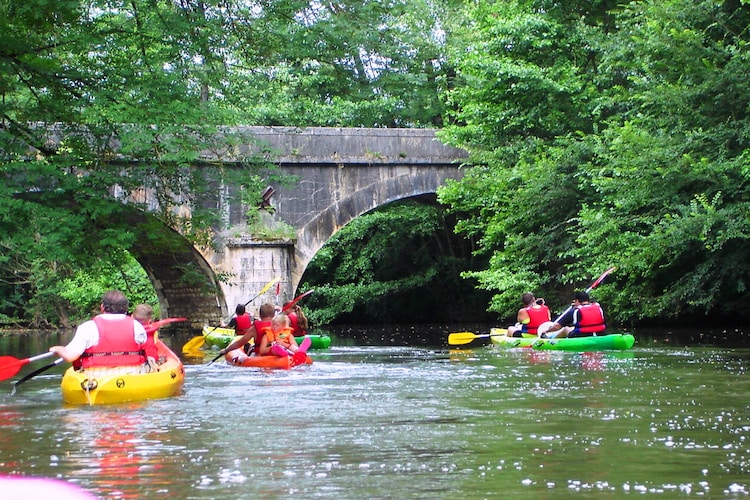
left=0, top=327, right=748, bottom=499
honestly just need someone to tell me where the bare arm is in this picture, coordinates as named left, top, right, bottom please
left=222, top=326, right=256, bottom=354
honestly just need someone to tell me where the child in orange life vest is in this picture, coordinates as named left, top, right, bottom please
left=259, top=314, right=300, bottom=357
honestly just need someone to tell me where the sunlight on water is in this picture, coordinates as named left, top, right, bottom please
left=0, top=334, right=749, bottom=498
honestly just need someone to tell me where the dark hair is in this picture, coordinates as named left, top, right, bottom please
left=101, top=290, right=129, bottom=314
left=574, top=291, right=590, bottom=303
left=521, top=292, right=535, bottom=306
left=235, top=304, right=246, bottom=315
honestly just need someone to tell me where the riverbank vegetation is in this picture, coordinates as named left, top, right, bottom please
left=2, top=0, right=749, bottom=328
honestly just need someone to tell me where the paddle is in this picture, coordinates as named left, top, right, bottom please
left=448, top=329, right=508, bottom=346
left=11, top=357, right=65, bottom=393
left=281, top=289, right=314, bottom=313
left=0, top=352, right=55, bottom=382
left=182, top=278, right=280, bottom=353
left=143, top=317, right=187, bottom=335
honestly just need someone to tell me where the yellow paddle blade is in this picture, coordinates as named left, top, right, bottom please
left=257, top=277, right=280, bottom=297
left=181, top=335, right=205, bottom=354
left=447, top=332, right=481, bottom=345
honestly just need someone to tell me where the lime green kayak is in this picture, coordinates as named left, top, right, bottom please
left=201, top=325, right=332, bottom=350
left=491, top=332, right=635, bottom=351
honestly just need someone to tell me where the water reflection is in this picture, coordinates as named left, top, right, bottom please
left=1, top=329, right=749, bottom=498
left=61, top=406, right=177, bottom=498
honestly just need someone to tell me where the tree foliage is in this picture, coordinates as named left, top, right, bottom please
left=301, top=200, right=493, bottom=325
left=0, top=0, right=452, bottom=326
left=438, top=0, right=750, bottom=325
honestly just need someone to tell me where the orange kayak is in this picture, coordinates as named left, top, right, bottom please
left=224, top=349, right=312, bottom=369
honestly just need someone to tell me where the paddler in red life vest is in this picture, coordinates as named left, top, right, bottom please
left=49, top=290, right=149, bottom=372
left=220, top=303, right=276, bottom=361
left=543, top=290, right=606, bottom=338
left=132, top=303, right=160, bottom=369
left=283, top=302, right=309, bottom=337
left=507, top=292, right=551, bottom=337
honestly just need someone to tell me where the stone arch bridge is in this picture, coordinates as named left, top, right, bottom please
left=137, top=127, right=467, bottom=331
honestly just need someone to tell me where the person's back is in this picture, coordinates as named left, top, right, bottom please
left=251, top=303, right=276, bottom=354
left=544, top=291, right=606, bottom=338
left=50, top=290, right=147, bottom=372
left=508, top=292, right=550, bottom=337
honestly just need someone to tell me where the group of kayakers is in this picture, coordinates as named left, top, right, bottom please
left=218, top=301, right=311, bottom=365
left=47, top=288, right=313, bottom=375
left=506, top=290, right=606, bottom=339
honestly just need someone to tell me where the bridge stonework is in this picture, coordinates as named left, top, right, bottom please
left=147, top=127, right=467, bottom=330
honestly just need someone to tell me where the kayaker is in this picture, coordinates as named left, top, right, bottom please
left=219, top=302, right=275, bottom=359
left=133, top=303, right=160, bottom=369
left=259, top=313, right=304, bottom=357
left=543, top=291, right=606, bottom=338
left=222, top=304, right=253, bottom=337
left=507, top=292, right=551, bottom=337
left=284, top=302, right=309, bottom=337
left=49, top=290, right=150, bottom=373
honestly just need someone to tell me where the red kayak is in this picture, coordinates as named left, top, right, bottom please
left=224, top=349, right=312, bottom=369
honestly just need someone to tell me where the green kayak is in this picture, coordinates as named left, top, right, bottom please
left=490, top=332, right=635, bottom=351
left=201, top=325, right=332, bottom=350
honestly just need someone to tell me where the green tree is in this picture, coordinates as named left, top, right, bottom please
left=438, top=0, right=750, bottom=325
left=0, top=0, right=268, bottom=326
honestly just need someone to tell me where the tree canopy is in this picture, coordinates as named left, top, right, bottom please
left=0, top=0, right=453, bottom=326
left=3, top=0, right=750, bottom=328
left=438, top=0, right=750, bottom=325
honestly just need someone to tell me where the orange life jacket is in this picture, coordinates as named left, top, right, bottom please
left=251, top=319, right=272, bottom=354
left=262, top=326, right=295, bottom=349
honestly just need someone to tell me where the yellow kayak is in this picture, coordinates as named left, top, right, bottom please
left=61, top=339, right=184, bottom=405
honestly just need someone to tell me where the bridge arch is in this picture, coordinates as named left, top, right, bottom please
left=204, top=127, right=467, bottom=317
left=291, top=169, right=460, bottom=289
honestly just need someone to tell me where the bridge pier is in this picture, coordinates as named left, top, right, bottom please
left=207, top=238, right=296, bottom=318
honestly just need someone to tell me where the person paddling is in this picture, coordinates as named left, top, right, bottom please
left=507, top=292, right=551, bottom=337
left=49, top=290, right=150, bottom=374
left=543, top=291, right=606, bottom=338
left=219, top=303, right=275, bottom=363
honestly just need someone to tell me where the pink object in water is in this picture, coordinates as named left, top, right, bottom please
left=0, top=476, right=97, bottom=500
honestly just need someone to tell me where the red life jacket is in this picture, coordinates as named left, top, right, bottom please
left=574, top=303, right=606, bottom=333
left=287, top=312, right=307, bottom=337
left=525, top=305, right=551, bottom=334
left=79, top=316, right=146, bottom=368
left=235, top=313, right=252, bottom=335
left=252, top=319, right=272, bottom=354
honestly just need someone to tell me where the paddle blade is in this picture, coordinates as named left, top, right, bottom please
left=144, top=317, right=187, bottom=334
left=447, top=332, right=480, bottom=345
left=259, top=278, right=280, bottom=296
left=0, top=356, right=27, bottom=381
left=181, top=335, right=205, bottom=354
left=282, top=290, right=314, bottom=312
left=588, top=267, right=616, bottom=292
